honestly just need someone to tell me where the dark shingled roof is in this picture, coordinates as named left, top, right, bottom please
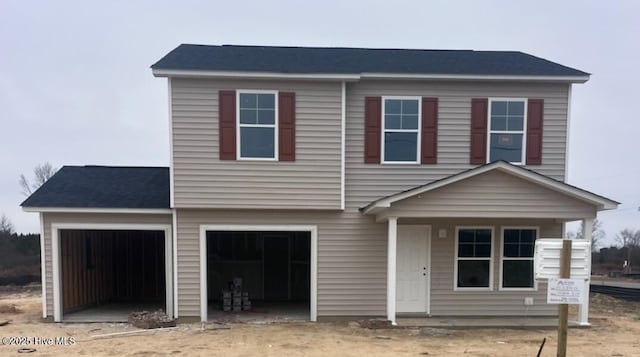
left=21, top=166, right=170, bottom=209
left=151, top=44, right=589, bottom=77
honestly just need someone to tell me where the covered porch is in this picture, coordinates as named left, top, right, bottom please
left=360, top=161, right=618, bottom=326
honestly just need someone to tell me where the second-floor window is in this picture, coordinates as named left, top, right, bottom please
left=488, top=99, right=526, bottom=164
left=238, top=91, right=278, bottom=160
left=382, top=97, right=421, bottom=163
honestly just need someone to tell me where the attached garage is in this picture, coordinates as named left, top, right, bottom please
left=20, top=166, right=173, bottom=322
left=200, top=225, right=318, bottom=322
left=59, top=229, right=169, bottom=322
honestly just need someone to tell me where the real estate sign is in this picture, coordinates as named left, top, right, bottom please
left=547, top=278, right=585, bottom=304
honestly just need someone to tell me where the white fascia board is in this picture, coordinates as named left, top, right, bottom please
left=360, top=73, right=590, bottom=83
left=152, top=69, right=360, bottom=81
left=152, top=69, right=589, bottom=83
left=22, top=207, right=173, bottom=214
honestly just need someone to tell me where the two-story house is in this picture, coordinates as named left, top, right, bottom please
left=22, top=44, right=618, bottom=326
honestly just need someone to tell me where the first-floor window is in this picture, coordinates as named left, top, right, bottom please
left=456, top=228, right=493, bottom=289
left=238, top=91, right=277, bottom=159
left=488, top=99, right=526, bottom=164
left=502, top=228, right=537, bottom=289
left=383, top=97, right=420, bottom=163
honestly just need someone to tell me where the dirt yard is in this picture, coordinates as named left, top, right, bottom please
left=1, top=285, right=639, bottom=356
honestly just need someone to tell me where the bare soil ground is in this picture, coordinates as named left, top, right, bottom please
left=1, top=285, right=639, bottom=356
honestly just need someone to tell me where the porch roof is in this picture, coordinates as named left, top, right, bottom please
left=360, top=161, right=619, bottom=218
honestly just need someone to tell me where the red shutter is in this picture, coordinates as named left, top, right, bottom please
left=470, top=98, right=488, bottom=164
left=421, top=97, right=438, bottom=164
left=526, top=99, right=544, bottom=165
left=278, top=92, right=296, bottom=161
left=219, top=90, right=236, bottom=160
left=364, top=97, right=382, bottom=163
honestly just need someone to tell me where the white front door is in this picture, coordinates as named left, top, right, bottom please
left=396, top=225, right=430, bottom=313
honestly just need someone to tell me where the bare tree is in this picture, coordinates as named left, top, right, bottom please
left=20, top=162, right=57, bottom=196
left=0, top=214, right=14, bottom=234
left=616, top=228, right=640, bottom=273
left=565, top=219, right=606, bottom=251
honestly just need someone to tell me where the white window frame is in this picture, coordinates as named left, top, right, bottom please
left=381, top=96, right=422, bottom=164
left=499, top=226, right=539, bottom=291
left=453, top=226, right=495, bottom=291
left=486, top=98, right=528, bottom=165
left=236, top=89, right=279, bottom=161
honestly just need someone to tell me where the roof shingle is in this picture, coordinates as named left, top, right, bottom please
left=21, top=166, right=170, bottom=209
left=151, top=44, right=589, bottom=77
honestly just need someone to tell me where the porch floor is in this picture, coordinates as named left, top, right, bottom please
left=208, top=301, right=310, bottom=323
left=396, top=316, right=586, bottom=329
left=63, top=302, right=164, bottom=323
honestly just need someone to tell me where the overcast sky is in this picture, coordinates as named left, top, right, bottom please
left=1, top=0, right=637, bottom=246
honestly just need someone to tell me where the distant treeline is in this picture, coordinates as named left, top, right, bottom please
left=592, top=246, right=640, bottom=275
left=0, top=231, right=40, bottom=285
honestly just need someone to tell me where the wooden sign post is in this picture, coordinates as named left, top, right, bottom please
left=557, top=239, right=572, bottom=357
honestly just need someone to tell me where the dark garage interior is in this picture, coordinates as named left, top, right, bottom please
left=206, top=231, right=310, bottom=321
left=60, top=229, right=166, bottom=321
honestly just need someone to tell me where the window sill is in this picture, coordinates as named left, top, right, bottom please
left=237, top=157, right=278, bottom=162
left=498, top=287, right=538, bottom=292
left=487, top=160, right=524, bottom=166
left=453, top=287, right=494, bottom=292
left=381, top=161, right=421, bottom=165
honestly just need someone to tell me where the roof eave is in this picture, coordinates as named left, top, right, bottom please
left=152, top=69, right=589, bottom=84
left=359, top=73, right=590, bottom=83
left=599, top=201, right=620, bottom=211
left=360, top=202, right=389, bottom=215
left=151, top=69, right=361, bottom=81
left=22, top=207, right=172, bottom=214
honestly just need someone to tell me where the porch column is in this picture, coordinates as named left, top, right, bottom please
left=578, top=217, right=594, bottom=325
left=387, top=217, right=398, bottom=324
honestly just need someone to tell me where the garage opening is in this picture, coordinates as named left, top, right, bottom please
left=206, top=231, right=311, bottom=322
left=60, top=230, right=167, bottom=322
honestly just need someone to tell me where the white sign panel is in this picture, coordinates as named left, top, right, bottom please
left=534, top=239, right=590, bottom=280
left=547, top=278, right=585, bottom=304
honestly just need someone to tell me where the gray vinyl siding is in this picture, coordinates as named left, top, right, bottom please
left=175, top=209, right=387, bottom=318
left=41, top=213, right=172, bottom=317
left=171, top=79, right=576, bottom=318
left=170, top=78, right=570, bottom=211
left=171, top=78, right=342, bottom=210
left=176, top=209, right=565, bottom=318
left=425, top=218, right=563, bottom=316
left=383, top=170, right=596, bottom=220
left=345, top=80, right=570, bottom=210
